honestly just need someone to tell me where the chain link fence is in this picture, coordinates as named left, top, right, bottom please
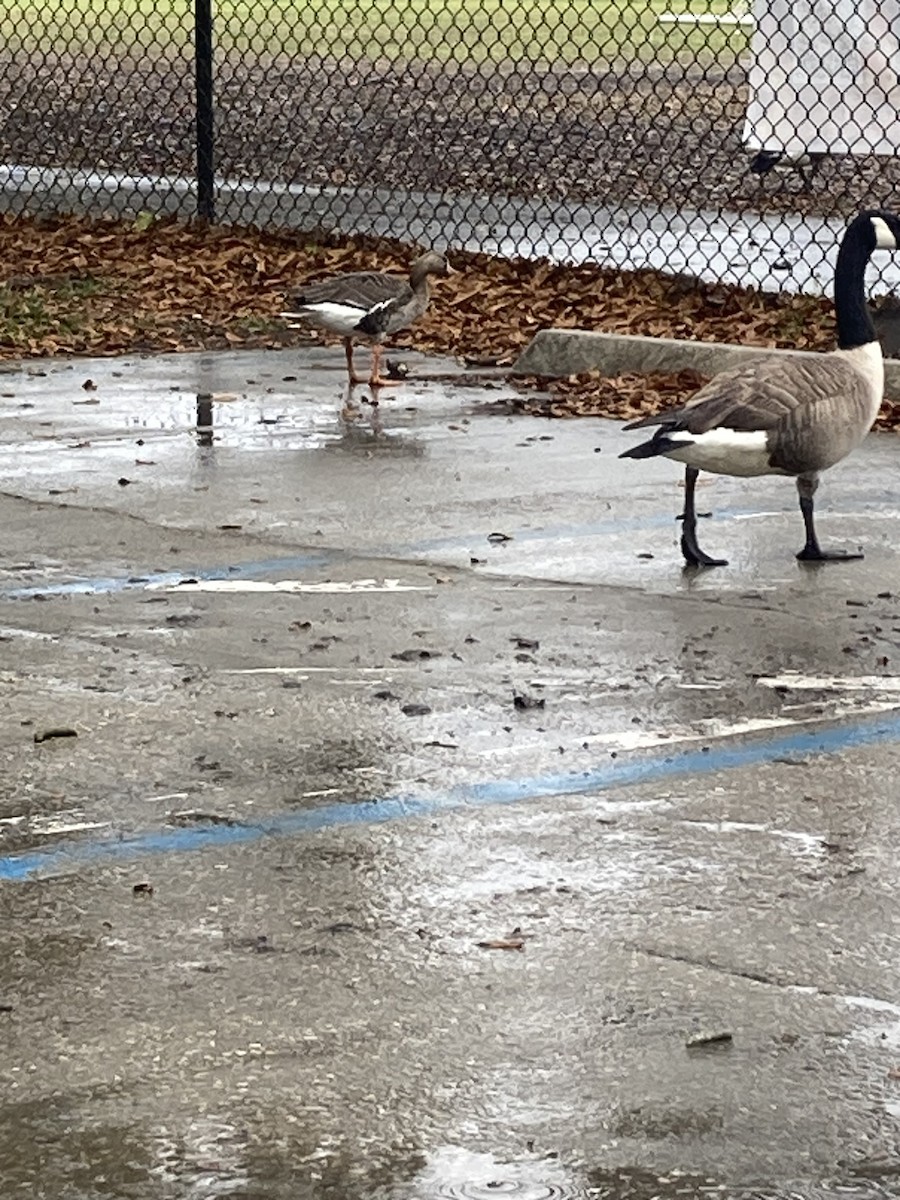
left=1, top=0, right=899, bottom=295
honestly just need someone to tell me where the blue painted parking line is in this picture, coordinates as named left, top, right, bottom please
left=2, top=710, right=898, bottom=882
left=0, top=551, right=334, bottom=599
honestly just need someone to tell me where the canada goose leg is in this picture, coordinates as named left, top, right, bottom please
left=680, top=466, right=728, bottom=568
left=368, top=343, right=401, bottom=389
left=795, top=475, right=863, bottom=562
left=344, top=338, right=365, bottom=387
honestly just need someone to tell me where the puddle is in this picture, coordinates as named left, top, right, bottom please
left=148, top=1115, right=250, bottom=1197
left=157, top=576, right=430, bottom=594
left=387, top=1147, right=588, bottom=1199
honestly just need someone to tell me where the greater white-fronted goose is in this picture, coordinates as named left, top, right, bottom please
left=620, top=209, right=900, bottom=567
left=280, top=250, right=452, bottom=387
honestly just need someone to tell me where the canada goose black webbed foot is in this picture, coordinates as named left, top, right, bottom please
left=796, top=493, right=862, bottom=563
left=680, top=530, right=728, bottom=569
left=796, top=545, right=864, bottom=563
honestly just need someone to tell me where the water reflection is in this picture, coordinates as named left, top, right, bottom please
left=2, top=1102, right=895, bottom=1200
left=191, top=388, right=426, bottom=459
left=584, top=1165, right=723, bottom=1198
left=384, top=1146, right=587, bottom=1198
left=196, top=392, right=214, bottom=447
left=0, top=1095, right=153, bottom=1197
left=0, top=1095, right=428, bottom=1199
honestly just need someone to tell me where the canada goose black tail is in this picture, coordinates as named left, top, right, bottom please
left=619, top=432, right=689, bottom=460
left=620, top=409, right=689, bottom=458
left=623, top=410, right=673, bottom=432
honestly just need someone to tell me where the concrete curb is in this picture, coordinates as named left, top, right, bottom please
left=511, top=329, right=900, bottom=399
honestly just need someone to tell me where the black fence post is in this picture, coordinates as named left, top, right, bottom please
left=194, top=0, right=215, bottom=221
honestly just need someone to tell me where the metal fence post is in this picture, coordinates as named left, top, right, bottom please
left=195, top=0, right=215, bottom=222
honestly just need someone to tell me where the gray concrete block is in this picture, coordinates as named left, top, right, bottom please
left=512, top=328, right=900, bottom=399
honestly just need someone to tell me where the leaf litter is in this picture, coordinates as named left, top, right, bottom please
left=2, top=211, right=898, bottom=428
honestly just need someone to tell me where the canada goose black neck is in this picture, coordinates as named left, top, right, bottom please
left=835, top=214, right=878, bottom=351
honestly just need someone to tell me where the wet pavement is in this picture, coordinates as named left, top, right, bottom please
left=3, top=347, right=900, bottom=1198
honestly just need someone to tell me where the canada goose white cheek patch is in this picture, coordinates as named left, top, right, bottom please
left=872, top=215, right=897, bottom=250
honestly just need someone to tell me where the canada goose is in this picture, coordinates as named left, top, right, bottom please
left=749, top=149, right=826, bottom=191
left=280, top=251, right=452, bottom=387
left=620, top=209, right=900, bottom=568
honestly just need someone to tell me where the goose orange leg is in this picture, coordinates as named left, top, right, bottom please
left=368, top=343, right=402, bottom=389
left=344, top=338, right=366, bottom=386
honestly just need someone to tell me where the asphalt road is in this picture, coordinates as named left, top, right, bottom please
left=2, top=347, right=900, bottom=1199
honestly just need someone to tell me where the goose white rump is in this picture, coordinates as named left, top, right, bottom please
left=663, top=428, right=776, bottom=477
left=287, top=301, right=372, bottom=337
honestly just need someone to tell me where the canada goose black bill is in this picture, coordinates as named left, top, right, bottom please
left=280, top=251, right=452, bottom=388
left=619, top=209, right=900, bottom=568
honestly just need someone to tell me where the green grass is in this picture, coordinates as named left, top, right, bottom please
left=0, top=276, right=105, bottom=345
left=0, top=0, right=749, bottom=65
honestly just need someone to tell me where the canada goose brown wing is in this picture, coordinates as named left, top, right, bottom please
left=689, top=356, right=875, bottom=438
left=761, top=360, right=878, bottom=474
left=627, top=356, right=869, bottom=436
left=289, top=271, right=410, bottom=310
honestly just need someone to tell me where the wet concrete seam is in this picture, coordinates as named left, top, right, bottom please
left=631, top=945, right=900, bottom=1019
left=634, top=945, right=802, bottom=989
left=3, top=708, right=900, bottom=882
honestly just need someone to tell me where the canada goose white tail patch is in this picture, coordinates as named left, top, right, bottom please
left=280, top=302, right=369, bottom=335
left=665, top=427, right=774, bottom=477
left=872, top=215, right=897, bottom=250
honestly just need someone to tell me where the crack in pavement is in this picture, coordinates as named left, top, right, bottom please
left=631, top=945, right=900, bottom=1021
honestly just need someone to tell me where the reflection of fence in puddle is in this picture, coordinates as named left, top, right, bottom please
left=113, top=392, right=329, bottom=441
left=195, top=394, right=213, bottom=446
left=193, top=391, right=427, bottom=458
left=190, top=390, right=339, bottom=451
